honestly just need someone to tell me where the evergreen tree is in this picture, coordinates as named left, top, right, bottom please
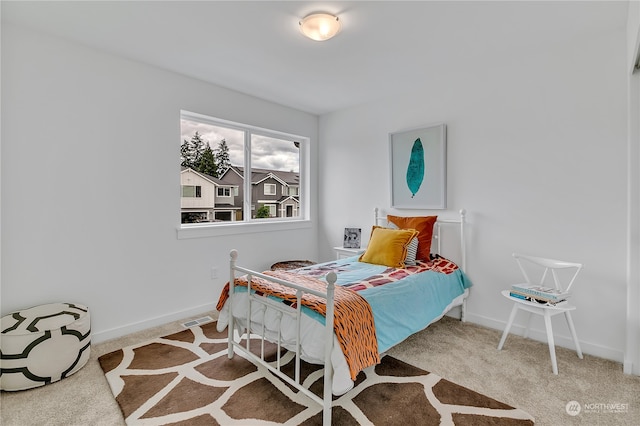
left=180, top=131, right=206, bottom=169
left=215, top=139, right=231, bottom=175
left=197, top=145, right=218, bottom=177
left=180, top=139, right=192, bottom=168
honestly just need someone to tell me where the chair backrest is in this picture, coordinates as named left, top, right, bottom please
left=512, top=253, right=583, bottom=293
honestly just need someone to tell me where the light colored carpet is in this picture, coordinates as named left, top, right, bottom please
left=2, top=312, right=639, bottom=425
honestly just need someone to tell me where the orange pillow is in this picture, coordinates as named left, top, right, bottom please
left=387, top=215, right=437, bottom=261
left=358, top=226, right=419, bottom=268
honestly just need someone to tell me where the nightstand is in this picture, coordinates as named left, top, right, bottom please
left=333, top=246, right=365, bottom=260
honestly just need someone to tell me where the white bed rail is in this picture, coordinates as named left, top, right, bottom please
left=435, top=209, right=467, bottom=272
left=373, top=207, right=468, bottom=320
left=228, top=249, right=336, bottom=426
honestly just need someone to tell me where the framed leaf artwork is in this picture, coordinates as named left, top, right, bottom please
left=389, top=123, right=446, bottom=209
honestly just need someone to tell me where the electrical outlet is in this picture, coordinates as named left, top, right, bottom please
left=211, top=267, right=219, bottom=279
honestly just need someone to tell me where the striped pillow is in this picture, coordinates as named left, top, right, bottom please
left=405, top=236, right=418, bottom=266
left=387, top=222, right=418, bottom=266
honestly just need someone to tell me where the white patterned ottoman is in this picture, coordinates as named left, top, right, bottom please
left=0, top=303, right=91, bottom=391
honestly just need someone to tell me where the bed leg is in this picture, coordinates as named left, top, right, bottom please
left=227, top=320, right=235, bottom=359
left=323, top=400, right=331, bottom=426
left=323, top=272, right=337, bottom=426
left=461, top=299, right=467, bottom=322
left=228, top=249, right=238, bottom=359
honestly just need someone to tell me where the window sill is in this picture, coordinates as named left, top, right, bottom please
left=176, top=219, right=312, bottom=239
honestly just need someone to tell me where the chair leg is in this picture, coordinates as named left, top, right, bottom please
left=543, top=310, right=558, bottom=375
left=498, top=304, right=519, bottom=350
left=564, top=311, right=583, bottom=359
left=523, top=311, right=533, bottom=339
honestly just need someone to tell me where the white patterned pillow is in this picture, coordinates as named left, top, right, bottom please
left=387, top=222, right=418, bottom=266
left=405, top=236, right=418, bottom=266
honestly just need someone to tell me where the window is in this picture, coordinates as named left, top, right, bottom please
left=181, top=185, right=201, bottom=198
left=264, top=184, right=276, bottom=195
left=179, top=110, right=309, bottom=234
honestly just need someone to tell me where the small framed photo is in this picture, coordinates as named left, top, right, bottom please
left=343, top=228, right=362, bottom=248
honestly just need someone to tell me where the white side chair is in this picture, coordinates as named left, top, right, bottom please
left=497, top=253, right=583, bottom=374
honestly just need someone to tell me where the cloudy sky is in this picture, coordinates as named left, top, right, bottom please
left=181, top=119, right=299, bottom=172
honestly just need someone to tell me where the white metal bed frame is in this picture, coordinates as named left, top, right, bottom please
left=374, top=207, right=469, bottom=321
left=227, top=208, right=467, bottom=426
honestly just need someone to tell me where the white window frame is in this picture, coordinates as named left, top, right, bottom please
left=181, top=185, right=201, bottom=198
left=177, top=111, right=311, bottom=239
left=264, top=184, right=276, bottom=196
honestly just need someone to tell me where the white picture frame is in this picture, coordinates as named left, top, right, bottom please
left=343, top=228, right=362, bottom=248
left=389, top=123, right=447, bottom=209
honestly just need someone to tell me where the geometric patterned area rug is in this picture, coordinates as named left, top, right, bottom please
left=98, top=322, right=535, bottom=425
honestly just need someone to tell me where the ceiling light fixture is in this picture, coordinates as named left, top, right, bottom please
left=299, top=13, right=341, bottom=41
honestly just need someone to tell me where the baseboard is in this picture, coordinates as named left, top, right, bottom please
left=91, top=305, right=627, bottom=368
left=465, top=312, right=625, bottom=365
left=92, top=303, right=216, bottom=344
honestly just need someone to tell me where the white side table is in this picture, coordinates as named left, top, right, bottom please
left=497, top=290, right=582, bottom=375
left=333, top=246, right=365, bottom=260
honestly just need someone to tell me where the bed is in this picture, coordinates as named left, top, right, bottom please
left=215, top=208, right=471, bottom=425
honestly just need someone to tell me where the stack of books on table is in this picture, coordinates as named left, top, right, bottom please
left=509, top=284, right=571, bottom=305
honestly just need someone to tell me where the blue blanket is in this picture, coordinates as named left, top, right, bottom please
left=293, top=255, right=472, bottom=353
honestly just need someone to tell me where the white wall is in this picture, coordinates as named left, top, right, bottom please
left=0, top=24, right=319, bottom=342
left=319, top=27, right=628, bottom=362
left=626, top=0, right=640, bottom=375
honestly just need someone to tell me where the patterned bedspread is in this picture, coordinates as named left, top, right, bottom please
left=290, top=254, right=470, bottom=353
left=216, top=270, right=380, bottom=381
left=295, top=254, right=459, bottom=291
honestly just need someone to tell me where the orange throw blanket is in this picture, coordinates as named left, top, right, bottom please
left=216, top=270, right=380, bottom=380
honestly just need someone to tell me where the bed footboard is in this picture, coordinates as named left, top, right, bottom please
left=227, top=249, right=336, bottom=426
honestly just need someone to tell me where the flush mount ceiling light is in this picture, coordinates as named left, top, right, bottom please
left=299, top=13, right=341, bottom=41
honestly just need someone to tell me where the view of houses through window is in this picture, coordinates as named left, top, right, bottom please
left=180, top=112, right=303, bottom=224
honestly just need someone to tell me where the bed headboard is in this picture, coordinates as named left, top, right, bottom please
left=373, top=207, right=467, bottom=271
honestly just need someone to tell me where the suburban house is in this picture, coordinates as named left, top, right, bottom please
left=2, top=4, right=640, bottom=418
left=180, top=166, right=300, bottom=222
left=180, top=167, right=238, bottom=223
left=221, top=166, right=300, bottom=219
